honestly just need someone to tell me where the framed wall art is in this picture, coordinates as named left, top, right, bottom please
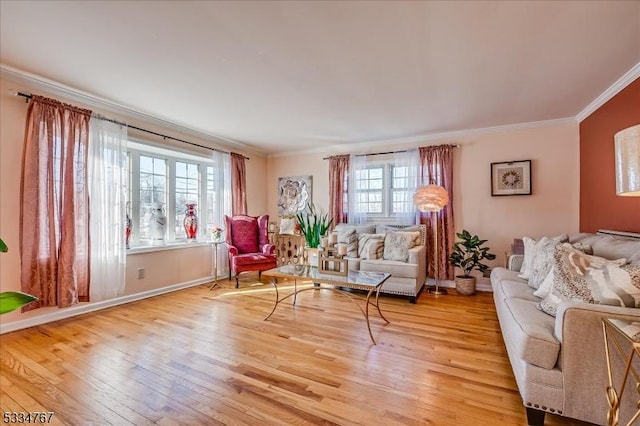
left=491, top=160, right=532, bottom=196
left=277, top=175, right=312, bottom=214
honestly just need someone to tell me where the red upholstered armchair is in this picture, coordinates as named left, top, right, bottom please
left=225, top=214, right=277, bottom=288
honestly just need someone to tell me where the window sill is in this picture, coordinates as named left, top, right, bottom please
left=127, top=241, right=213, bottom=255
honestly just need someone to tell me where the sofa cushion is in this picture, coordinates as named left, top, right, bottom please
left=498, top=279, right=540, bottom=302
left=570, top=233, right=640, bottom=265
left=538, top=244, right=638, bottom=316
left=358, top=233, right=385, bottom=260
left=502, top=297, right=560, bottom=369
left=334, top=224, right=376, bottom=236
left=361, top=259, right=419, bottom=279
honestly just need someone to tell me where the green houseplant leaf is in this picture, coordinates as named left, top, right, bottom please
left=295, top=203, right=333, bottom=248
left=0, top=237, right=38, bottom=314
left=0, top=291, right=38, bottom=315
left=448, top=230, right=496, bottom=278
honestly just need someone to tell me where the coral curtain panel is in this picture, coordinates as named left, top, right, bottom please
left=328, top=155, right=349, bottom=226
left=230, top=152, right=247, bottom=215
left=20, top=96, right=92, bottom=310
left=419, top=145, right=455, bottom=280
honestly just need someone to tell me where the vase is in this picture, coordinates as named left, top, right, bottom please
left=150, top=202, right=167, bottom=244
left=125, top=212, right=132, bottom=249
left=183, top=203, right=198, bottom=241
left=306, top=247, right=319, bottom=267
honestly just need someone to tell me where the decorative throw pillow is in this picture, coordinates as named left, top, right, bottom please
left=518, top=236, right=537, bottom=279
left=358, top=233, right=385, bottom=260
left=518, top=234, right=569, bottom=280
left=383, top=231, right=418, bottom=262
left=338, top=228, right=358, bottom=258
left=528, top=237, right=558, bottom=289
left=230, top=216, right=259, bottom=254
left=534, top=242, right=600, bottom=299
left=537, top=244, right=635, bottom=317
left=279, top=217, right=296, bottom=235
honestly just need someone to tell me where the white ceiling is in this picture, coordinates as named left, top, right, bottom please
left=1, top=1, right=639, bottom=155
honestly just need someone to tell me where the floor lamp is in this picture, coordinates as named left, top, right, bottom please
left=615, top=124, right=640, bottom=197
left=414, top=184, right=449, bottom=295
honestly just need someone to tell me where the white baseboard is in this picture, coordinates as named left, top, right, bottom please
left=425, top=278, right=493, bottom=293
left=0, top=276, right=213, bottom=334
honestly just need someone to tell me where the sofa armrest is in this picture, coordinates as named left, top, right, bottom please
left=262, top=243, right=275, bottom=255
left=227, top=244, right=239, bottom=256
left=554, top=302, right=640, bottom=344
left=555, top=302, right=640, bottom=423
left=408, top=245, right=427, bottom=285
left=408, top=244, right=425, bottom=265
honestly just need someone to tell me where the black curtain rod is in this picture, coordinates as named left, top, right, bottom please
left=322, top=145, right=460, bottom=160
left=15, top=92, right=249, bottom=160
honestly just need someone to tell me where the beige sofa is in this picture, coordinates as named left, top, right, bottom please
left=491, top=232, right=640, bottom=425
left=332, top=223, right=427, bottom=303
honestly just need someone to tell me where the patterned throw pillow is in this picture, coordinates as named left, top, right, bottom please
left=538, top=244, right=636, bottom=317
left=338, top=228, right=358, bottom=258
left=533, top=243, right=598, bottom=299
left=358, top=233, right=385, bottom=260
left=528, top=238, right=558, bottom=290
left=383, top=231, right=420, bottom=262
left=230, top=216, right=259, bottom=254
left=518, top=234, right=569, bottom=280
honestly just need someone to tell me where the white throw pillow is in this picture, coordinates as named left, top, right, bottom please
left=518, top=236, right=537, bottom=279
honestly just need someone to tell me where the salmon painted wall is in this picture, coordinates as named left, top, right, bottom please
left=268, top=122, right=580, bottom=274
left=0, top=75, right=267, bottom=327
left=579, top=78, right=640, bottom=233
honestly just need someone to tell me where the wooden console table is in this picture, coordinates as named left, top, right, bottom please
left=274, top=234, right=304, bottom=265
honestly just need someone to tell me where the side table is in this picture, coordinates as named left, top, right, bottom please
left=602, top=318, right=640, bottom=426
left=209, top=240, right=225, bottom=290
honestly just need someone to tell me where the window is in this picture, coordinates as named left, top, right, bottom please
left=175, top=161, right=199, bottom=238
left=354, top=166, right=384, bottom=214
left=391, top=165, right=413, bottom=214
left=351, top=161, right=418, bottom=220
left=139, top=155, right=167, bottom=241
left=128, top=141, right=228, bottom=246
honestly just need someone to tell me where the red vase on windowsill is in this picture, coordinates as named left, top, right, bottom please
left=183, top=203, right=198, bottom=241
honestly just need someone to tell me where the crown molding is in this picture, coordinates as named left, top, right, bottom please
left=0, top=64, right=267, bottom=158
left=268, top=117, right=577, bottom=158
left=576, top=62, right=640, bottom=123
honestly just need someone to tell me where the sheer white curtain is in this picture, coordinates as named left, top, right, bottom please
left=394, top=148, right=419, bottom=225
left=347, top=153, right=368, bottom=224
left=89, top=117, right=128, bottom=301
left=211, top=151, right=232, bottom=277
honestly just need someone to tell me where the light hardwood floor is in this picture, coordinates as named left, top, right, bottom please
left=1, top=277, right=593, bottom=426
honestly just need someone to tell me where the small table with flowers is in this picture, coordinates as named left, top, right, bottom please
left=209, top=239, right=225, bottom=290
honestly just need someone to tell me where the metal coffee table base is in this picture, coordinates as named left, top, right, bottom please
left=264, top=278, right=390, bottom=344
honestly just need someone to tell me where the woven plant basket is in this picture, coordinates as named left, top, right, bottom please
left=455, top=276, right=476, bottom=296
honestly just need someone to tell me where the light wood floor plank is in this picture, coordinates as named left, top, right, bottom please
left=0, top=277, right=592, bottom=425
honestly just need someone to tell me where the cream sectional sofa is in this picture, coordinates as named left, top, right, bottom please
left=491, top=232, right=640, bottom=425
left=332, top=223, right=427, bottom=303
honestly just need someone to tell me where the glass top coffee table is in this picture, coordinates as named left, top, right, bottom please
left=263, top=265, right=391, bottom=344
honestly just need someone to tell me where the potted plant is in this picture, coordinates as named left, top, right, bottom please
left=448, top=230, right=496, bottom=295
left=295, top=203, right=332, bottom=266
left=0, top=238, right=37, bottom=314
